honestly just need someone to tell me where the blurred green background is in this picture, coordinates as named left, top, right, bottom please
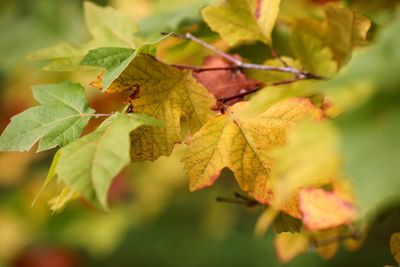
left=0, top=1, right=399, bottom=267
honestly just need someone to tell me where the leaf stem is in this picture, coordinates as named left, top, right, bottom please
left=163, top=32, right=326, bottom=80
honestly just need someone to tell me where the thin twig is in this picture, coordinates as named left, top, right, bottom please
left=163, top=32, right=326, bottom=80
left=171, top=64, right=239, bottom=72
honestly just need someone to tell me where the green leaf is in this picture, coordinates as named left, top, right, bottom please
left=291, top=29, right=338, bottom=77
left=138, top=0, right=211, bottom=38
left=80, top=34, right=171, bottom=91
left=83, top=1, right=138, bottom=48
left=325, top=14, right=400, bottom=217
left=0, top=82, right=94, bottom=152
left=55, top=112, right=162, bottom=209
left=27, top=2, right=138, bottom=71
left=273, top=213, right=302, bottom=233
left=202, top=0, right=281, bottom=46
left=338, top=94, right=400, bottom=217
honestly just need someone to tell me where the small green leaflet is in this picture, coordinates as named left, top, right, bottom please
left=0, top=82, right=94, bottom=152
left=55, top=112, right=163, bottom=209
left=80, top=34, right=171, bottom=91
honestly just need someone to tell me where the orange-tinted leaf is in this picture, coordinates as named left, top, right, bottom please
left=299, top=188, right=357, bottom=230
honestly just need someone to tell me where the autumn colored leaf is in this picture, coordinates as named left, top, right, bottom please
left=391, top=233, right=400, bottom=265
left=202, top=0, right=281, bottom=46
left=292, top=3, right=370, bottom=67
left=95, top=53, right=216, bottom=161
left=270, top=121, right=341, bottom=208
left=274, top=232, right=309, bottom=263
left=0, top=82, right=94, bottom=152
left=192, top=55, right=261, bottom=103
left=55, top=113, right=162, bottom=209
left=299, top=188, right=357, bottom=231
left=184, top=98, right=322, bottom=213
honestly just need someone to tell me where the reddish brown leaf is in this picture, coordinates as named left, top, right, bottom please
left=192, top=55, right=261, bottom=104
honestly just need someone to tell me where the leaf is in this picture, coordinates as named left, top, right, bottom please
left=292, top=3, right=371, bottom=67
left=81, top=34, right=171, bottom=92
left=83, top=1, right=138, bottom=48
left=291, top=28, right=338, bottom=77
left=326, top=16, right=400, bottom=217
left=273, top=212, right=302, bottom=233
left=192, top=55, right=261, bottom=102
left=274, top=232, right=309, bottom=263
left=299, top=188, right=357, bottom=231
left=0, top=82, right=94, bottom=152
left=391, top=233, right=400, bottom=265
left=138, top=0, right=211, bottom=38
left=271, top=121, right=341, bottom=208
left=96, top=53, right=216, bottom=161
left=202, top=0, right=281, bottom=46
left=27, top=2, right=138, bottom=71
left=55, top=113, right=162, bottom=209
left=246, top=80, right=321, bottom=114
left=32, top=150, right=61, bottom=206
left=338, top=94, right=400, bottom=217
left=48, top=186, right=80, bottom=212
left=183, top=98, right=322, bottom=212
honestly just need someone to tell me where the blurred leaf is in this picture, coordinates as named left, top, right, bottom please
left=28, top=2, right=138, bottom=71
left=274, top=232, right=309, bottom=263
left=391, top=233, right=400, bottom=265
left=184, top=98, right=321, bottom=212
left=291, top=29, right=338, bottom=77
left=0, top=82, right=94, bottom=152
left=246, top=80, right=321, bottom=114
left=56, top=113, right=162, bottom=209
left=327, top=15, right=400, bottom=217
left=292, top=3, right=370, bottom=67
left=299, top=188, right=357, bottom=231
left=138, top=0, right=211, bottom=37
left=273, top=213, right=302, bottom=233
left=271, top=121, right=341, bottom=207
left=84, top=1, right=138, bottom=47
left=338, top=94, right=400, bottom=217
left=202, top=0, right=281, bottom=46
left=48, top=186, right=80, bottom=212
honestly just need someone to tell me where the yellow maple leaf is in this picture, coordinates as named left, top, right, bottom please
left=93, top=54, right=216, bottom=161
left=183, top=98, right=322, bottom=214
left=299, top=188, right=357, bottom=231
left=202, top=0, right=281, bottom=46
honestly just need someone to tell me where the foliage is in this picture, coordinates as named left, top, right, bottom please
left=1, top=0, right=400, bottom=265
